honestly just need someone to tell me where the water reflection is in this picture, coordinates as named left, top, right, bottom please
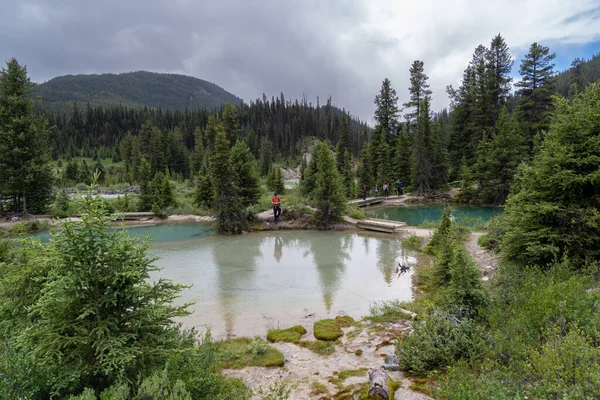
left=151, top=230, right=417, bottom=338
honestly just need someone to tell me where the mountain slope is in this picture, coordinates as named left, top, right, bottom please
left=555, top=53, right=600, bottom=97
left=34, top=71, right=242, bottom=112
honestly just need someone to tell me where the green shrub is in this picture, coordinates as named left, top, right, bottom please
left=255, top=380, right=291, bottom=400
left=7, top=220, right=48, bottom=236
left=403, top=234, right=422, bottom=250
left=366, top=300, right=417, bottom=323
left=216, top=338, right=284, bottom=369
left=346, top=205, right=366, bottom=219
left=397, top=314, right=485, bottom=374
left=267, top=325, right=307, bottom=343
left=246, top=338, right=269, bottom=356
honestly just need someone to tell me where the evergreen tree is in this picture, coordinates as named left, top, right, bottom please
left=486, top=34, right=513, bottom=109
left=568, top=57, right=586, bottom=97
left=210, top=131, right=246, bottom=234
left=194, top=164, right=214, bottom=209
left=502, top=83, right=600, bottom=267
left=78, top=160, right=91, bottom=185
left=356, top=146, right=372, bottom=196
left=393, top=125, right=412, bottom=186
left=412, top=98, right=433, bottom=196
left=266, top=167, right=285, bottom=195
left=17, top=193, right=189, bottom=392
left=153, top=172, right=175, bottom=209
left=94, top=159, right=105, bottom=183
left=65, top=159, right=79, bottom=182
left=259, top=139, right=273, bottom=177
left=368, top=127, right=386, bottom=184
left=312, top=144, right=346, bottom=228
left=300, top=145, right=320, bottom=199
left=516, top=42, right=556, bottom=148
left=373, top=78, right=399, bottom=139
left=0, top=58, right=53, bottom=213
left=430, top=119, right=449, bottom=189
left=137, top=158, right=154, bottom=211
left=221, top=103, right=241, bottom=144
left=471, top=107, right=527, bottom=204
left=229, top=140, right=261, bottom=207
left=403, top=60, right=432, bottom=125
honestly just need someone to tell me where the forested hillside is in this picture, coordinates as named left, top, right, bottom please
left=555, top=52, right=600, bottom=97
left=34, top=71, right=243, bottom=112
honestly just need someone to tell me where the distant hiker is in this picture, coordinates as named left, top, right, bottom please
left=396, top=179, right=402, bottom=196
left=272, top=192, right=281, bottom=223
left=362, top=184, right=367, bottom=200
left=383, top=181, right=389, bottom=197
left=375, top=184, right=380, bottom=197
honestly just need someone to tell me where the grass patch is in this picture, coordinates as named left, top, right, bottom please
left=403, top=234, right=423, bottom=250
left=8, top=220, right=50, bottom=236
left=314, top=316, right=355, bottom=341
left=346, top=205, right=366, bottom=219
left=409, top=377, right=434, bottom=395
left=216, top=337, right=284, bottom=369
left=365, top=300, right=416, bottom=324
left=311, top=381, right=329, bottom=395
left=339, top=368, right=368, bottom=380
left=331, top=377, right=400, bottom=400
left=267, top=325, right=307, bottom=344
left=299, top=340, right=336, bottom=356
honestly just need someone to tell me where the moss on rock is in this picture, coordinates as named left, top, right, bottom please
left=267, top=325, right=307, bottom=343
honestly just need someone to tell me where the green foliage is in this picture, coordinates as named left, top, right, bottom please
left=246, top=338, right=269, bottom=356
left=477, top=215, right=505, bottom=252
left=345, top=205, right=365, bottom=219
left=313, top=316, right=354, bottom=341
left=267, top=325, right=307, bottom=344
left=194, top=165, right=214, bottom=209
left=471, top=107, right=527, bottom=205
left=216, top=337, right=284, bottom=369
left=266, top=167, right=285, bottom=195
left=229, top=140, right=261, bottom=207
left=366, top=300, right=416, bottom=323
left=255, top=380, right=291, bottom=400
left=137, top=158, right=154, bottom=211
left=396, top=314, right=485, bottom=374
left=411, top=97, right=433, bottom=196
left=54, top=190, right=72, bottom=217
left=502, top=83, right=600, bottom=267
left=373, top=78, right=399, bottom=138
left=7, top=220, right=48, bottom=236
left=0, top=58, right=54, bottom=213
left=16, top=193, right=191, bottom=392
left=403, top=234, right=422, bottom=250
left=298, top=340, right=336, bottom=356
left=424, top=205, right=453, bottom=254
left=312, top=143, right=347, bottom=228
left=210, top=131, right=246, bottom=234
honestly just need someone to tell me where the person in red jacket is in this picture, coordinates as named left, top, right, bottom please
left=272, top=192, right=281, bottom=223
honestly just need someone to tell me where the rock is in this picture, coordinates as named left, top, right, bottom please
left=383, top=355, right=400, bottom=371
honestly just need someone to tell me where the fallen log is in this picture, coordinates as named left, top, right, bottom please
left=368, top=368, right=390, bottom=399
left=395, top=307, right=418, bottom=319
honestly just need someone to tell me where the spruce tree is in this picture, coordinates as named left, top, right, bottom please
left=486, top=34, right=513, bottom=110
left=568, top=58, right=586, bottom=97
left=266, top=167, right=285, bottom=195
left=194, top=164, right=214, bottom=209
left=137, top=158, right=154, bottom=211
left=0, top=58, right=53, bottom=213
left=502, top=83, right=600, bottom=267
left=94, top=159, right=105, bottom=183
left=515, top=42, right=556, bottom=148
left=412, top=98, right=433, bottom=196
left=472, top=107, right=527, bottom=205
left=210, top=131, right=246, bottom=234
left=403, top=60, right=432, bottom=125
left=221, top=103, right=241, bottom=144
left=394, top=125, right=412, bottom=186
left=373, top=78, right=399, bottom=139
left=356, top=146, right=372, bottom=193
left=229, top=140, right=261, bottom=207
left=313, top=144, right=346, bottom=228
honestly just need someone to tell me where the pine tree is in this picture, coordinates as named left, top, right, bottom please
left=373, top=78, right=399, bottom=139
left=221, top=103, right=241, bottom=144
left=229, top=140, right=261, bottom=207
left=412, top=98, right=433, bottom=196
left=472, top=107, right=527, bottom=205
left=17, top=193, right=189, bottom=391
left=94, top=159, right=105, bottom=183
left=137, top=158, right=154, bottom=211
left=210, top=131, right=246, bottom=234
left=313, top=144, right=346, bottom=228
left=194, top=164, right=214, bottom=209
left=430, top=119, right=449, bottom=189
left=78, top=160, right=91, bottom=185
left=393, top=125, right=412, bottom=186
left=486, top=34, right=513, bottom=110
left=568, top=58, right=586, bottom=97
left=404, top=60, right=432, bottom=125
left=266, top=167, right=285, bottom=194
left=515, top=42, right=556, bottom=148
left=356, top=146, right=372, bottom=193
left=0, top=58, right=53, bottom=213
left=503, top=83, right=600, bottom=267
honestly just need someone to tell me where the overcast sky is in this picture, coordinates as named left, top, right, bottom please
left=2, top=0, right=600, bottom=121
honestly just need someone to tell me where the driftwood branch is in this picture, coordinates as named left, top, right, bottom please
left=368, top=368, right=390, bottom=399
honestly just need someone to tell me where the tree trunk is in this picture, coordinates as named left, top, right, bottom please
left=22, top=192, right=27, bottom=215
left=368, top=368, right=390, bottom=399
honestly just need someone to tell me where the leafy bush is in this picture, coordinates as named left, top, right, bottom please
left=246, top=338, right=269, bottom=356
left=7, top=220, right=48, bottom=235
left=403, top=234, right=422, bottom=250
left=397, top=314, right=485, bottom=374
left=345, top=205, right=366, bottom=219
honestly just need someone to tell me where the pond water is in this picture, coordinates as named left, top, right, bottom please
left=365, top=205, right=503, bottom=227
left=28, top=223, right=418, bottom=339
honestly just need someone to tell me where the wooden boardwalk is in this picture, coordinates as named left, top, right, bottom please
left=349, top=197, right=384, bottom=208
left=344, top=216, right=406, bottom=234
